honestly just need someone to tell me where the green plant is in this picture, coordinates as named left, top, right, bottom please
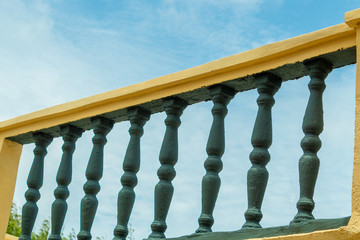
left=6, top=203, right=21, bottom=237
left=31, top=219, right=50, bottom=240
left=6, top=203, right=126, bottom=239
left=61, top=228, right=76, bottom=240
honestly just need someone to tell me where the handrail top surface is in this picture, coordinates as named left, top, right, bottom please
left=0, top=11, right=359, bottom=143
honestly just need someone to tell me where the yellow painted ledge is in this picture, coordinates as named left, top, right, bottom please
left=247, top=227, right=360, bottom=240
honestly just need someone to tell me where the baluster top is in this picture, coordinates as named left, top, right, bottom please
left=305, top=58, right=333, bottom=80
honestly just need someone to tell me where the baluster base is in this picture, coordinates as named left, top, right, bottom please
left=113, top=225, right=128, bottom=240
left=48, top=235, right=62, bottom=240
left=291, top=213, right=315, bottom=224
left=242, top=222, right=262, bottom=229
left=196, top=213, right=213, bottom=233
left=149, top=220, right=167, bottom=239
left=242, top=208, right=263, bottom=229
left=19, top=235, right=31, bottom=240
left=147, top=233, right=166, bottom=239
left=78, top=230, right=92, bottom=240
left=291, top=197, right=315, bottom=224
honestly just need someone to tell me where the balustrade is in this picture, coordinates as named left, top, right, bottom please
left=291, top=59, right=333, bottom=224
left=19, top=133, right=53, bottom=240
left=78, top=117, right=114, bottom=240
left=3, top=9, right=359, bottom=239
left=113, top=108, right=150, bottom=240
left=196, top=85, right=235, bottom=233
left=12, top=64, right=349, bottom=239
left=243, top=73, right=282, bottom=229
left=49, top=125, right=83, bottom=240
left=11, top=61, right=349, bottom=240
left=149, top=97, right=187, bottom=239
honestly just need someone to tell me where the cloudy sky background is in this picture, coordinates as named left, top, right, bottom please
left=1, top=0, right=359, bottom=239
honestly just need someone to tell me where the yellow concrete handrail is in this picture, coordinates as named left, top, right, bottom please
left=1, top=8, right=360, bottom=240
left=0, top=22, right=356, bottom=141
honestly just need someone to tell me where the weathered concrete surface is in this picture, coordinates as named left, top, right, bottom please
left=166, top=217, right=350, bottom=240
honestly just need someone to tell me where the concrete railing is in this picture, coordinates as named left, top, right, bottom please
left=2, top=8, right=360, bottom=240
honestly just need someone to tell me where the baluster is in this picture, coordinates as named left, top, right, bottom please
left=49, top=125, right=83, bottom=240
left=148, top=97, right=187, bottom=239
left=291, top=59, right=332, bottom=224
left=113, top=108, right=151, bottom=240
left=19, top=132, right=53, bottom=240
left=196, top=85, right=235, bottom=233
left=242, top=73, right=281, bottom=229
left=78, top=117, right=114, bottom=240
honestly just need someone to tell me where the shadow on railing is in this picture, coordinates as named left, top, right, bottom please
left=2, top=8, right=360, bottom=240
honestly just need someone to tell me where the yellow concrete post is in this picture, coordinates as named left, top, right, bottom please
left=345, top=8, right=360, bottom=229
left=0, top=138, right=22, bottom=240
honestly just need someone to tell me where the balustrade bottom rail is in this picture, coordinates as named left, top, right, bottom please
left=167, top=217, right=350, bottom=240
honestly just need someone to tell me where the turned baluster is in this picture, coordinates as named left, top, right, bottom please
left=196, top=85, right=235, bottom=233
left=242, top=73, right=281, bottom=229
left=19, top=132, right=53, bottom=240
left=148, top=97, right=187, bottom=239
left=49, top=125, right=83, bottom=240
left=113, top=107, right=151, bottom=240
left=78, top=117, right=114, bottom=240
left=291, top=59, right=332, bottom=224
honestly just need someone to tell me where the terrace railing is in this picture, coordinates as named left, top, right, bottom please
left=2, top=8, right=360, bottom=240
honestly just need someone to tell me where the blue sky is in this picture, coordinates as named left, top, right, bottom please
left=1, top=1, right=359, bottom=239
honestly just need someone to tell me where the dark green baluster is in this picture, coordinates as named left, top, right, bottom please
left=19, top=132, right=53, bottom=240
left=78, top=117, right=114, bottom=240
left=291, top=59, right=332, bottom=224
left=49, top=125, right=83, bottom=240
left=242, top=73, right=281, bottom=229
left=196, top=85, right=235, bottom=233
left=113, top=108, right=150, bottom=240
left=148, top=98, right=187, bottom=239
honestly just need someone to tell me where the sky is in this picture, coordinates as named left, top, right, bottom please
left=1, top=0, right=359, bottom=239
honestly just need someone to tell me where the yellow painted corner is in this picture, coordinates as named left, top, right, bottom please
left=345, top=8, right=360, bottom=27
